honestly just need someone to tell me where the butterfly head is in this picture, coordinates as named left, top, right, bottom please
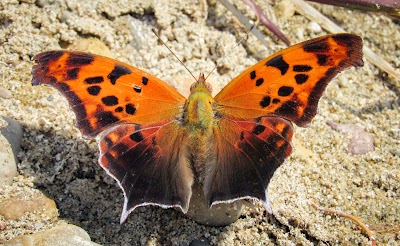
left=190, top=73, right=213, bottom=94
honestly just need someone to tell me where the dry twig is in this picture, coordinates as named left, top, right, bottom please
left=310, top=201, right=377, bottom=246
left=307, top=0, right=400, bottom=18
left=290, top=0, right=400, bottom=83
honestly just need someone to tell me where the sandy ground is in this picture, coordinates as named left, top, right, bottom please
left=0, top=0, right=399, bottom=245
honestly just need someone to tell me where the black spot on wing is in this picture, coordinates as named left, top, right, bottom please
left=317, top=54, right=329, bottom=66
left=272, top=98, right=280, bottom=104
left=265, top=55, right=289, bottom=75
left=256, top=78, right=264, bottom=86
left=102, top=96, right=119, bottom=106
left=250, top=70, right=256, bottom=80
left=260, top=96, right=271, bottom=108
left=115, top=106, right=123, bottom=112
left=85, top=76, right=104, bottom=84
left=252, top=124, right=266, bottom=135
left=293, top=65, right=312, bottom=72
left=66, top=68, right=79, bottom=80
left=278, top=86, right=294, bottom=97
left=108, top=65, right=132, bottom=85
left=125, top=103, right=136, bottom=115
left=142, top=76, right=148, bottom=85
left=87, top=86, right=101, bottom=96
left=294, top=74, right=309, bottom=84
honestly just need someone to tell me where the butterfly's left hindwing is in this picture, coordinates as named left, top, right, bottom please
left=99, top=121, right=193, bottom=223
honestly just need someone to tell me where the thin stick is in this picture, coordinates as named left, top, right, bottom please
left=306, top=0, right=400, bottom=18
left=217, top=0, right=269, bottom=47
left=241, top=0, right=291, bottom=45
left=151, top=28, right=198, bottom=82
left=290, top=0, right=400, bottom=83
left=310, top=201, right=377, bottom=245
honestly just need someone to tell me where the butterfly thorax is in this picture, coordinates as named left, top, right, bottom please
left=183, top=74, right=215, bottom=134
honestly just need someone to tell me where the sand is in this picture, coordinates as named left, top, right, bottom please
left=0, top=0, right=399, bottom=245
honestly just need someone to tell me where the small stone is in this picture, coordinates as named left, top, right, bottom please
left=326, top=121, right=374, bottom=155
left=0, top=87, right=12, bottom=99
left=275, top=0, right=296, bottom=19
left=1, top=116, right=23, bottom=163
left=0, top=221, right=6, bottom=231
left=307, top=22, right=322, bottom=33
left=184, top=181, right=243, bottom=226
left=0, top=192, right=58, bottom=220
left=0, top=133, right=17, bottom=186
left=4, top=223, right=101, bottom=246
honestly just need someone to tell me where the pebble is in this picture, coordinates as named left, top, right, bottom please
left=185, top=181, right=243, bottom=226
left=326, top=120, right=374, bottom=155
left=0, top=116, right=23, bottom=186
left=1, top=116, right=23, bottom=162
left=0, top=129, right=17, bottom=186
left=0, top=192, right=58, bottom=220
left=0, top=87, right=12, bottom=99
left=308, top=22, right=322, bottom=33
left=4, top=223, right=101, bottom=246
left=275, top=0, right=296, bottom=19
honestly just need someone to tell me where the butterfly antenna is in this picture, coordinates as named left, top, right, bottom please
left=152, top=28, right=198, bottom=82
left=204, top=23, right=257, bottom=81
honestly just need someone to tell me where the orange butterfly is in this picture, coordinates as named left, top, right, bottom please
left=32, top=33, right=363, bottom=223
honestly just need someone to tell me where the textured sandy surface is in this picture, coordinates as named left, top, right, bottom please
left=0, top=0, right=399, bottom=245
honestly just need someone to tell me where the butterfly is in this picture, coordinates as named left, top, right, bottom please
left=32, top=33, right=363, bottom=224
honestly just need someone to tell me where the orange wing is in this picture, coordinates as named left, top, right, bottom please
left=214, top=33, right=363, bottom=126
left=32, top=51, right=186, bottom=138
